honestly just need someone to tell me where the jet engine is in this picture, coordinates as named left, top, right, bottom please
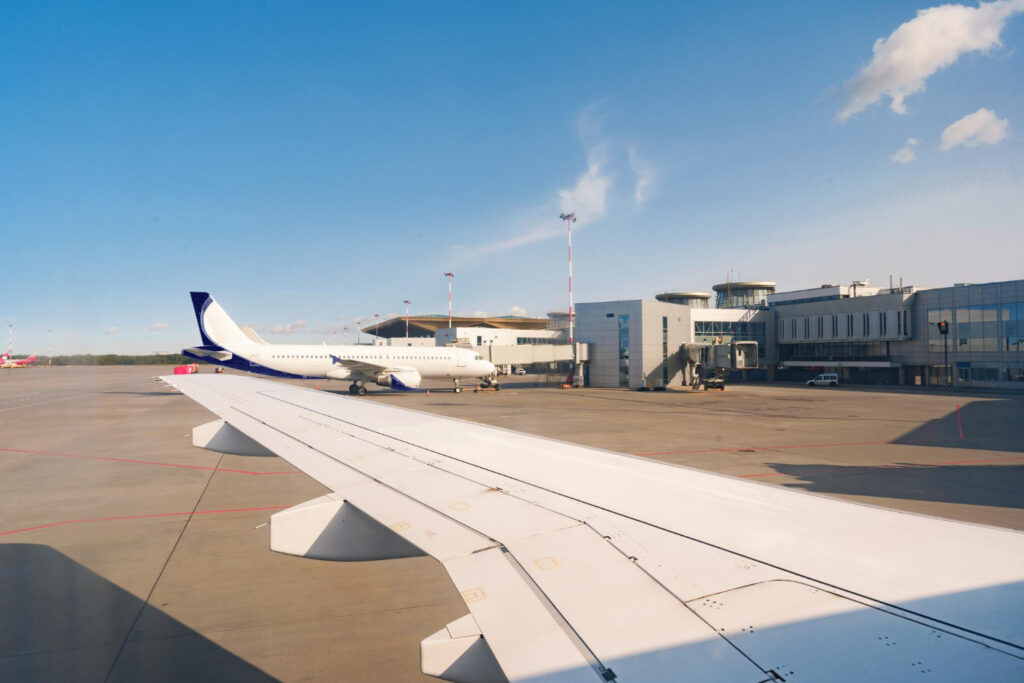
left=374, top=370, right=422, bottom=390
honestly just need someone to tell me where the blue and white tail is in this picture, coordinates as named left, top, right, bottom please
left=190, top=292, right=253, bottom=350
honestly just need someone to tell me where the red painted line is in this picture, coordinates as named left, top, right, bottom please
left=0, top=505, right=290, bottom=537
left=0, top=447, right=299, bottom=475
left=737, top=455, right=1024, bottom=479
left=636, top=440, right=889, bottom=457
left=956, top=404, right=965, bottom=440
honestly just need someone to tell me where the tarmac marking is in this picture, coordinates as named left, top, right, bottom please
left=0, top=447, right=300, bottom=475
left=636, top=440, right=890, bottom=456
left=0, top=505, right=290, bottom=537
left=0, top=379, right=156, bottom=413
left=737, top=454, right=1024, bottom=479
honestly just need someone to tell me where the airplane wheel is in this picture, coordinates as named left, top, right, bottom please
left=494, top=384, right=501, bottom=391
left=348, top=384, right=358, bottom=394
left=454, top=386, right=463, bottom=394
left=357, top=386, right=367, bottom=396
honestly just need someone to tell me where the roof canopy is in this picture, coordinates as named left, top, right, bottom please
left=363, top=314, right=549, bottom=338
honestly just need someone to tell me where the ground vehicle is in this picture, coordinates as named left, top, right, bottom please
left=514, top=366, right=527, bottom=375
left=807, top=373, right=839, bottom=387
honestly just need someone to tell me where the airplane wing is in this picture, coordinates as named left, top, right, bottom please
left=326, top=355, right=415, bottom=379
left=163, top=374, right=1024, bottom=682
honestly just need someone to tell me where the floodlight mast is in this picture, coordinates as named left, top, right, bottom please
left=403, top=300, right=411, bottom=338
left=560, top=212, right=576, bottom=354
left=444, top=272, right=454, bottom=331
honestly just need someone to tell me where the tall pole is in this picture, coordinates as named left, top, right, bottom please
left=944, top=321, right=950, bottom=387
left=375, top=313, right=380, bottom=343
left=559, top=212, right=576, bottom=347
left=355, top=319, right=361, bottom=345
left=404, top=299, right=410, bottom=338
left=444, top=272, right=454, bottom=331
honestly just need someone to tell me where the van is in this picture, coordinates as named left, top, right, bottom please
left=807, top=373, right=839, bottom=387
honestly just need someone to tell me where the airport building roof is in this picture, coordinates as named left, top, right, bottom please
left=363, top=314, right=549, bottom=338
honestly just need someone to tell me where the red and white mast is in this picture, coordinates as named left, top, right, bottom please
left=559, top=213, right=576, bottom=347
left=444, top=272, right=454, bottom=332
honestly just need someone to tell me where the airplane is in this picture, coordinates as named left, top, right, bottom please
left=182, top=292, right=498, bottom=394
left=1, top=352, right=38, bottom=368
left=165, top=372, right=1024, bottom=682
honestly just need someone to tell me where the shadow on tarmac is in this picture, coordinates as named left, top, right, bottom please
left=768, top=463, right=1024, bottom=510
left=0, top=544, right=275, bottom=682
left=891, top=398, right=1024, bottom=454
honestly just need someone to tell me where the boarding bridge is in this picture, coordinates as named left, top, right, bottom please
left=474, top=342, right=589, bottom=376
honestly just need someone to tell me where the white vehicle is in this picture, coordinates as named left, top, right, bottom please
left=807, top=372, right=839, bottom=387
left=182, top=292, right=497, bottom=394
left=166, top=372, right=1024, bottom=682
left=514, top=365, right=527, bottom=375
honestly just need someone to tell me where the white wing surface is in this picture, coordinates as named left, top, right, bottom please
left=164, top=374, right=1024, bottom=682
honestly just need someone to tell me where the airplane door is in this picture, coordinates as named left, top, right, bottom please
left=249, top=349, right=260, bottom=367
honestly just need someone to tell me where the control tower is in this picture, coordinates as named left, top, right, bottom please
left=712, top=281, right=775, bottom=309
left=655, top=292, right=712, bottom=309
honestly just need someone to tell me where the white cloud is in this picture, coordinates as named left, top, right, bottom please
left=840, top=0, right=1024, bottom=120
left=558, top=145, right=612, bottom=225
left=941, top=107, right=1009, bottom=149
left=104, top=326, right=120, bottom=335
left=270, top=320, right=307, bottom=334
left=891, top=137, right=919, bottom=163
left=509, top=305, right=528, bottom=316
left=628, top=147, right=655, bottom=203
left=148, top=322, right=169, bottom=331
left=465, top=225, right=562, bottom=257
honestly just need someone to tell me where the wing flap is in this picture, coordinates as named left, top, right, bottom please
left=503, top=524, right=766, bottom=681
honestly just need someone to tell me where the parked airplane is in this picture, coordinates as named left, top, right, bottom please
left=182, top=292, right=498, bottom=394
left=1, top=353, right=37, bottom=368
left=166, top=373, right=1024, bottom=682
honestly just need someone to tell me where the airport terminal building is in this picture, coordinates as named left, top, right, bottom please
left=575, top=279, right=1024, bottom=391
left=366, top=278, right=1024, bottom=391
left=772, top=279, right=1024, bottom=389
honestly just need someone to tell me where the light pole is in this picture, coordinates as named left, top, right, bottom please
left=937, top=320, right=950, bottom=387
left=403, top=300, right=411, bottom=339
left=444, top=272, right=454, bottom=331
left=355, top=319, right=361, bottom=345
left=560, top=212, right=576, bottom=379
left=374, top=313, right=380, bottom=343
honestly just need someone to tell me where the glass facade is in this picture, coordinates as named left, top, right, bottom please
left=928, top=303, right=1024, bottom=354
left=694, top=321, right=766, bottom=358
left=661, top=316, right=669, bottom=384
left=618, top=315, right=629, bottom=387
left=927, top=300, right=1024, bottom=383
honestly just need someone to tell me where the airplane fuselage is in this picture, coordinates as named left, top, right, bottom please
left=185, top=342, right=492, bottom=382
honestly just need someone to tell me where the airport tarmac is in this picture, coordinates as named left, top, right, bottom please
left=2, top=366, right=1022, bottom=681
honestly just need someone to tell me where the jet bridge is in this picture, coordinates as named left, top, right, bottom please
left=477, top=342, right=589, bottom=377
left=681, top=340, right=757, bottom=390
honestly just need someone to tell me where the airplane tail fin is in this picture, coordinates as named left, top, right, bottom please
left=189, top=292, right=252, bottom=350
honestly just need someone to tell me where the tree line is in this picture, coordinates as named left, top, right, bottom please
left=19, top=354, right=199, bottom=366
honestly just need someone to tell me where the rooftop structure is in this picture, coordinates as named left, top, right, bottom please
left=655, top=292, right=712, bottom=308
left=712, top=281, right=776, bottom=309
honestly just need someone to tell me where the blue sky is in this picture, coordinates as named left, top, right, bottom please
left=3, top=1, right=1022, bottom=353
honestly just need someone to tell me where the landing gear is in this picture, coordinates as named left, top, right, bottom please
left=453, top=379, right=463, bottom=394
left=348, top=382, right=367, bottom=396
